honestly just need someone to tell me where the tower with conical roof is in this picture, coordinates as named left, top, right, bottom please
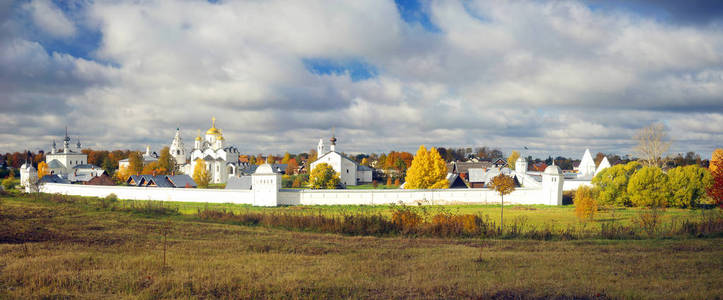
left=170, top=128, right=187, bottom=165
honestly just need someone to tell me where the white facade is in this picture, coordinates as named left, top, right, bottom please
left=169, top=128, right=187, bottom=165
left=45, top=129, right=87, bottom=176
left=310, top=135, right=366, bottom=186
left=180, top=117, right=240, bottom=184
left=19, top=162, right=37, bottom=191
left=252, top=162, right=281, bottom=206
left=577, top=148, right=596, bottom=178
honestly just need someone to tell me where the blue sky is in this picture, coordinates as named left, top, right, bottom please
left=1, top=0, right=722, bottom=158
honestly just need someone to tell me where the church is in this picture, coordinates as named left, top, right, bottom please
left=42, top=128, right=105, bottom=183
left=310, top=134, right=373, bottom=187
left=172, top=117, right=242, bottom=184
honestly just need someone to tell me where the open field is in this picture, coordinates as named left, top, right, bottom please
left=1, top=193, right=722, bottom=299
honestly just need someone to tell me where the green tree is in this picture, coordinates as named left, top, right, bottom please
left=489, top=174, right=515, bottom=228
left=102, top=156, right=115, bottom=176
left=404, top=145, right=448, bottom=189
left=507, top=151, right=520, bottom=170
left=192, top=159, right=211, bottom=188
left=667, top=165, right=712, bottom=208
left=627, top=166, right=670, bottom=207
left=128, top=151, right=144, bottom=175
left=1, top=172, right=16, bottom=190
left=308, top=163, right=340, bottom=189
left=592, top=161, right=641, bottom=206
left=158, top=146, right=177, bottom=174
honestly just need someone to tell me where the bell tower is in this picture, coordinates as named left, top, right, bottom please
left=170, top=128, right=187, bottom=165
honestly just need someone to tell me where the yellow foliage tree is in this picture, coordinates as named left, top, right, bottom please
left=489, top=174, right=515, bottom=228
left=361, top=157, right=369, bottom=166
left=281, top=152, right=291, bottom=164
left=37, top=161, right=49, bottom=179
left=507, top=151, right=520, bottom=170
left=574, top=185, right=598, bottom=222
left=309, top=163, right=340, bottom=189
left=142, top=161, right=167, bottom=175
left=712, top=149, right=723, bottom=174
left=115, top=165, right=130, bottom=182
left=192, top=159, right=211, bottom=188
left=404, top=145, right=449, bottom=189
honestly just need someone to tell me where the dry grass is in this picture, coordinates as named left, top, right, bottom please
left=1, top=194, right=722, bottom=299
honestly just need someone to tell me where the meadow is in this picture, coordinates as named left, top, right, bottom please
left=1, top=192, right=722, bottom=298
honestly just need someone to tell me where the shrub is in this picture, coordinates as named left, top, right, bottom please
left=667, top=165, right=712, bottom=208
left=2, top=174, right=16, bottom=191
left=574, top=185, right=597, bottom=222
left=592, top=161, right=641, bottom=206
left=627, top=166, right=670, bottom=207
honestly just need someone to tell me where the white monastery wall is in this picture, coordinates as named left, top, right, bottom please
left=40, top=183, right=558, bottom=206
left=41, top=183, right=254, bottom=204
left=562, top=179, right=592, bottom=191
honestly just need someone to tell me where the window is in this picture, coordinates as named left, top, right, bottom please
left=346, top=169, right=349, bottom=173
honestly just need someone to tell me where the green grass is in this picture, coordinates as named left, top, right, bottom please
left=0, top=193, right=721, bottom=298
left=205, top=183, right=226, bottom=189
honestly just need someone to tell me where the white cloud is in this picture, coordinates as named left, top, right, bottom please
left=24, top=0, right=76, bottom=38
left=1, top=0, right=722, bottom=158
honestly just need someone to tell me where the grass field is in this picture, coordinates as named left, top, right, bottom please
left=1, top=192, right=722, bottom=298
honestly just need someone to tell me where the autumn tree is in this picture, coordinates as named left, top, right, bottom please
left=281, top=152, right=291, bottom=164
left=308, top=163, right=340, bottom=189
left=709, top=150, right=723, bottom=208
left=627, top=166, right=670, bottom=207
left=360, top=157, right=369, bottom=166
left=256, top=154, right=264, bottom=165
left=193, top=159, right=211, bottom=188
left=634, top=123, right=671, bottom=168
left=158, top=146, right=177, bottom=174
left=286, top=158, right=298, bottom=175
left=667, top=165, right=712, bottom=208
left=507, top=151, right=520, bottom=170
left=591, top=161, right=641, bottom=206
left=574, top=185, right=597, bottom=222
left=142, top=161, right=166, bottom=175
left=37, top=161, right=49, bottom=179
left=128, top=151, right=144, bottom=175
left=404, top=145, right=448, bottom=189
left=489, top=174, right=515, bottom=228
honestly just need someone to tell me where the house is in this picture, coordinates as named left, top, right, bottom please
left=310, top=134, right=371, bottom=186
left=126, top=174, right=196, bottom=188
left=225, top=176, right=252, bottom=190
left=84, top=174, right=115, bottom=186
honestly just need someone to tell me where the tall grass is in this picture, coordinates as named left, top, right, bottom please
left=196, top=204, right=723, bottom=240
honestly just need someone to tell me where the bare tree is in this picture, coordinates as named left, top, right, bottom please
left=633, top=123, right=671, bottom=168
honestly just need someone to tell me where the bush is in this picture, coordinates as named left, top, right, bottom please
left=592, top=161, right=641, bottom=206
left=667, top=165, right=712, bottom=208
left=574, top=186, right=597, bottom=222
left=2, top=174, right=17, bottom=191
left=627, top=166, right=670, bottom=207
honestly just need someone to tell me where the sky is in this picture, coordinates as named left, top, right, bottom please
left=1, top=0, right=722, bottom=159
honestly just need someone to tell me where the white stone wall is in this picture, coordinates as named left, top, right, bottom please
left=41, top=183, right=254, bottom=204
left=40, top=178, right=562, bottom=206
left=562, top=179, right=592, bottom=191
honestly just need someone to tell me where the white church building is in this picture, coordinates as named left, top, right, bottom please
left=310, top=134, right=373, bottom=187
left=175, top=117, right=241, bottom=184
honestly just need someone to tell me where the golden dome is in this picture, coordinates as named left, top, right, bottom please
left=195, top=129, right=202, bottom=141
left=205, top=116, right=222, bottom=135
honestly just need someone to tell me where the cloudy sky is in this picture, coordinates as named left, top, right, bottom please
left=2, top=0, right=722, bottom=158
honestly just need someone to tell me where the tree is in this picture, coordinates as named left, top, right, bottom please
left=489, top=174, right=515, bottom=228
left=634, top=123, right=671, bottom=168
left=37, top=161, right=49, bottom=179
left=102, top=156, right=115, bottom=177
left=281, top=152, right=291, bottom=164
left=192, top=159, right=211, bottom=188
left=142, top=161, right=167, bottom=175
left=256, top=154, right=264, bottom=165
left=507, top=151, right=520, bottom=170
left=574, top=185, right=597, bottom=222
left=1, top=172, right=16, bottom=191
left=128, top=151, right=144, bottom=175
left=308, top=163, right=340, bottom=189
left=709, top=151, right=723, bottom=208
left=711, top=149, right=723, bottom=174
left=360, top=157, right=369, bottom=166
left=667, top=165, right=712, bottom=208
left=404, top=145, right=449, bottom=189
left=286, top=158, right=298, bottom=175
left=268, top=155, right=276, bottom=164
left=591, top=161, right=641, bottom=206
left=158, top=147, right=177, bottom=174
left=627, top=166, right=670, bottom=207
